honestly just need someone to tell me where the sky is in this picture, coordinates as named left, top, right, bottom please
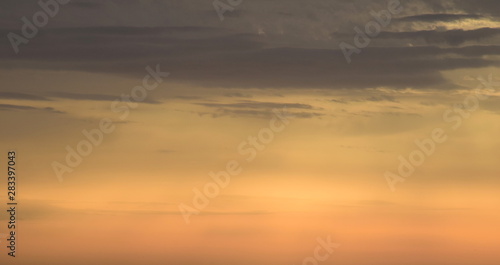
left=0, top=0, right=500, bottom=264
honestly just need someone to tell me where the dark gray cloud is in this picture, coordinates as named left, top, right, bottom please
left=3, top=27, right=500, bottom=89
left=171, top=95, right=205, bottom=100
left=68, top=1, right=104, bottom=9
left=0, top=104, right=64, bottom=113
left=0, top=1, right=499, bottom=91
left=48, top=91, right=161, bottom=104
left=0, top=92, right=50, bottom=101
left=2, top=26, right=500, bottom=90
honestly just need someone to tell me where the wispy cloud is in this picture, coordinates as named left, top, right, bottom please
left=0, top=104, right=64, bottom=114
left=0, top=92, right=50, bottom=101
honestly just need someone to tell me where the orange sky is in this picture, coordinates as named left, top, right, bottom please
left=1, top=68, right=500, bottom=264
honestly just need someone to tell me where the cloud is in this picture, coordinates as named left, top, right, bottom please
left=0, top=200, right=270, bottom=220
left=443, top=0, right=500, bottom=18
left=224, top=92, right=253, bottom=98
left=396, top=13, right=484, bottom=22
left=196, top=100, right=316, bottom=110
left=68, top=1, right=104, bottom=9
left=48, top=91, right=161, bottom=104
left=331, top=95, right=398, bottom=104
left=0, top=1, right=499, bottom=91
left=193, top=100, right=324, bottom=118
left=158, top=149, right=177, bottom=154
left=0, top=104, right=64, bottom=114
left=0, top=92, right=50, bottom=101
left=1, top=25, right=500, bottom=90
left=331, top=99, right=349, bottom=104
left=196, top=108, right=324, bottom=119
left=379, top=27, right=500, bottom=46
left=363, top=95, right=399, bottom=102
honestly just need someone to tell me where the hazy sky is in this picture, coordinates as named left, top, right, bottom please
left=1, top=1, right=500, bottom=264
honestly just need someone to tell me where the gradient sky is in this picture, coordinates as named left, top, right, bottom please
left=1, top=0, right=500, bottom=264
